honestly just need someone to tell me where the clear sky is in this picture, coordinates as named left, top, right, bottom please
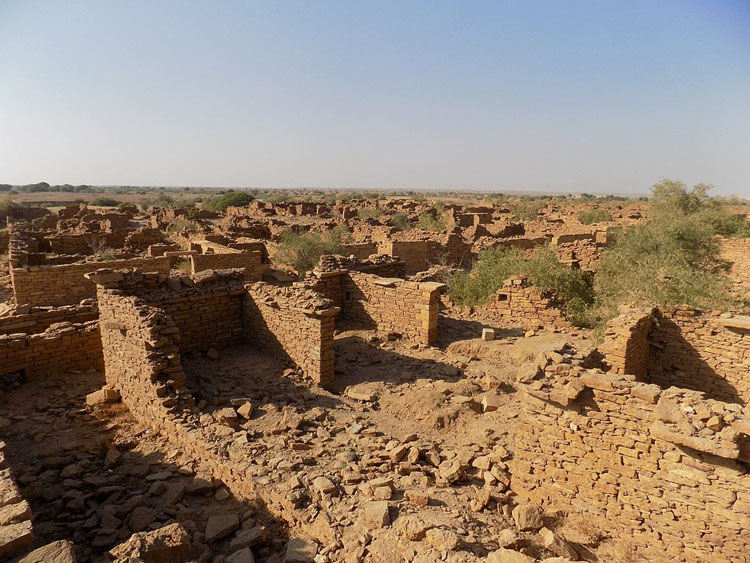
left=1, top=1, right=749, bottom=196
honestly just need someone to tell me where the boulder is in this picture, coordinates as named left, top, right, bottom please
left=205, top=513, right=239, bottom=542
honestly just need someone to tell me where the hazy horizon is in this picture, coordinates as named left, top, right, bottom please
left=1, top=1, right=749, bottom=196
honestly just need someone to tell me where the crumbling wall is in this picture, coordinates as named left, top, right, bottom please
left=512, top=371, right=750, bottom=563
left=243, top=283, right=337, bottom=388
left=341, top=272, right=443, bottom=344
left=0, top=321, right=103, bottom=380
left=480, top=277, right=570, bottom=329
left=0, top=303, right=97, bottom=336
left=10, top=256, right=171, bottom=307
left=190, top=251, right=267, bottom=281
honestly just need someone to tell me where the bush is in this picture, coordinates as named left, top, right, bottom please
left=417, top=211, right=446, bottom=232
left=98, top=248, right=117, bottom=261
left=208, top=191, right=254, bottom=211
left=588, top=214, right=731, bottom=325
left=275, top=227, right=351, bottom=275
left=90, top=197, right=122, bottom=207
left=508, top=199, right=548, bottom=220
left=357, top=206, right=383, bottom=219
left=167, top=218, right=199, bottom=233
left=578, top=209, right=613, bottom=224
left=449, top=246, right=594, bottom=324
left=173, top=259, right=192, bottom=274
left=391, top=212, right=410, bottom=230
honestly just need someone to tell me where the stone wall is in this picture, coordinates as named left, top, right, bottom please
left=599, top=307, right=750, bottom=405
left=341, top=272, right=443, bottom=345
left=10, top=256, right=171, bottom=307
left=243, top=283, right=338, bottom=388
left=648, top=309, right=750, bottom=404
left=190, top=251, right=267, bottom=281
left=512, top=370, right=750, bottom=562
left=0, top=321, right=103, bottom=380
left=88, top=268, right=247, bottom=354
left=478, top=277, right=571, bottom=329
left=720, top=236, right=750, bottom=295
left=0, top=303, right=97, bottom=337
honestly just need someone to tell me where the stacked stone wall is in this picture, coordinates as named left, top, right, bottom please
left=10, top=256, right=171, bottom=307
left=0, top=304, right=97, bottom=336
left=190, top=251, right=267, bottom=281
left=479, top=277, right=570, bottom=329
left=341, top=272, right=443, bottom=344
left=0, top=321, right=103, bottom=379
left=720, top=236, right=750, bottom=295
left=243, top=283, right=337, bottom=388
left=512, top=371, right=750, bottom=562
left=648, top=308, right=750, bottom=404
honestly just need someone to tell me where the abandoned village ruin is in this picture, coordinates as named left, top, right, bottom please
left=0, top=197, right=749, bottom=563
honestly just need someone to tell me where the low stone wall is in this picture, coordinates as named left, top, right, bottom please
left=0, top=303, right=98, bottom=337
left=190, top=251, right=267, bottom=281
left=0, top=321, right=103, bottom=380
left=478, top=277, right=570, bottom=329
left=243, top=283, right=338, bottom=388
left=512, top=370, right=750, bottom=562
left=342, top=272, right=443, bottom=344
left=10, top=256, right=171, bottom=307
left=342, top=242, right=378, bottom=260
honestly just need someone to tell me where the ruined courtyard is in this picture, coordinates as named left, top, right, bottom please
left=0, top=195, right=749, bottom=563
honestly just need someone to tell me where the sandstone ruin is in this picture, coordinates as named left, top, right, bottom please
left=0, top=197, right=749, bottom=562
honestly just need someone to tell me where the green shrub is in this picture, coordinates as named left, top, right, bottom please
left=578, top=209, right=613, bottom=224
left=210, top=191, right=255, bottom=211
left=0, top=198, right=15, bottom=215
left=275, top=226, right=351, bottom=275
left=167, top=218, right=199, bottom=233
left=588, top=214, right=731, bottom=325
left=98, top=248, right=117, bottom=261
left=449, top=246, right=594, bottom=324
left=391, top=212, right=410, bottom=231
left=508, top=199, right=548, bottom=220
left=417, top=211, right=446, bottom=232
left=90, top=197, right=122, bottom=207
left=357, top=206, right=383, bottom=219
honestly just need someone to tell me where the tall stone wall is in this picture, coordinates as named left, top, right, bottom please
left=0, top=321, right=103, bottom=380
left=512, top=371, right=750, bottom=563
left=243, top=283, right=338, bottom=388
left=10, top=256, right=171, bottom=307
left=341, top=272, right=443, bottom=345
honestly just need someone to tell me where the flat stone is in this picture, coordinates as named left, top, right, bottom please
left=487, top=548, right=535, bottom=563
left=18, top=540, right=76, bottom=563
left=205, top=513, right=239, bottom=542
left=284, top=537, right=318, bottom=562
left=0, top=520, right=33, bottom=559
left=357, top=501, right=390, bottom=530
left=226, top=547, right=256, bottom=563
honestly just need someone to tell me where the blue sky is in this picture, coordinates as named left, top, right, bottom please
left=1, top=1, right=748, bottom=195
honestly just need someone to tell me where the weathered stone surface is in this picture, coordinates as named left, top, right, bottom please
left=0, top=520, right=33, bottom=559
left=109, top=523, right=190, bottom=563
left=284, top=537, right=318, bottom=562
left=205, top=513, right=240, bottom=542
left=18, top=540, right=76, bottom=563
left=357, top=501, right=390, bottom=530
left=512, top=501, right=543, bottom=531
left=487, top=548, right=535, bottom=563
